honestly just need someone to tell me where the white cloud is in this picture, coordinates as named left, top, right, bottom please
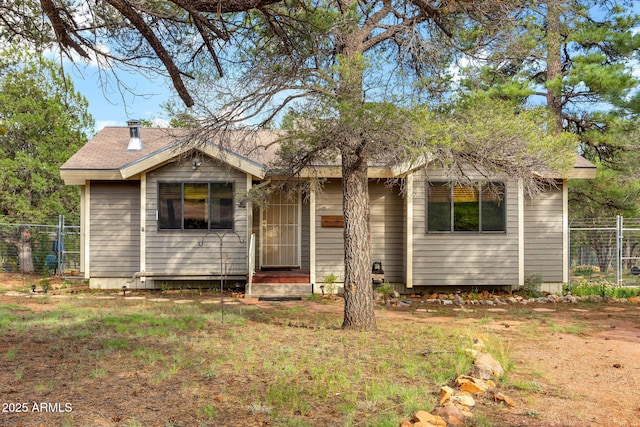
left=94, top=119, right=123, bottom=132
left=151, top=118, right=170, bottom=128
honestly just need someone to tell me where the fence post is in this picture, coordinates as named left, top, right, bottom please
left=55, top=215, right=63, bottom=274
left=617, top=215, right=623, bottom=286
left=567, top=224, right=571, bottom=291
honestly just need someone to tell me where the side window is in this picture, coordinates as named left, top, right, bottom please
left=427, top=181, right=505, bottom=233
left=210, top=183, right=234, bottom=230
left=453, top=184, right=479, bottom=232
left=481, top=183, right=506, bottom=232
left=158, top=183, right=182, bottom=229
left=427, top=182, right=451, bottom=232
left=158, top=182, right=234, bottom=231
left=184, top=183, right=209, bottom=229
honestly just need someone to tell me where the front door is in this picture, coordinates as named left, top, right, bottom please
left=260, top=191, right=301, bottom=268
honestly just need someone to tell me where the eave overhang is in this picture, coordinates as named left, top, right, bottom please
left=61, top=138, right=268, bottom=185
left=119, top=139, right=267, bottom=180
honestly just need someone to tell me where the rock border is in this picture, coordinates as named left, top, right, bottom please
left=377, top=290, right=640, bottom=307
left=400, top=336, right=516, bottom=427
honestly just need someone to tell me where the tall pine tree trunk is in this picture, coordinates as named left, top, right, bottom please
left=17, top=226, right=34, bottom=274
left=341, top=143, right=376, bottom=330
left=336, top=24, right=377, bottom=330
left=546, top=0, right=563, bottom=134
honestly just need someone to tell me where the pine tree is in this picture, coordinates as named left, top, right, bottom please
left=459, top=1, right=640, bottom=218
left=0, top=50, right=93, bottom=273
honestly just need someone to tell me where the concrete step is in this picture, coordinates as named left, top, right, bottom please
left=248, top=282, right=313, bottom=296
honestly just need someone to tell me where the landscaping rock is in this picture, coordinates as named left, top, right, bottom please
left=449, top=393, right=475, bottom=408
left=412, top=410, right=447, bottom=426
left=494, top=391, right=516, bottom=407
left=408, top=333, right=520, bottom=427
left=471, top=352, right=504, bottom=380
left=459, top=382, right=487, bottom=394
left=412, top=422, right=440, bottom=427
left=547, top=294, right=560, bottom=303
left=472, top=336, right=487, bottom=351
left=439, top=386, right=455, bottom=404
left=455, top=375, right=493, bottom=394
left=432, top=405, right=467, bottom=426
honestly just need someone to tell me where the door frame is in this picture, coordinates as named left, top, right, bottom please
left=259, top=191, right=302, bottom=268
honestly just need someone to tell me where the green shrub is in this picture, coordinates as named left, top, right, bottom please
left=375, top=282, right=395, bottom=299
left=569, top=279, right=640, bottom=298
left=522, top=274, right=543, bottom=298
left=323, top=274, right=338, bottom=294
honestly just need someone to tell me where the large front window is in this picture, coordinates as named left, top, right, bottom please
left=158, top=182, right=234, bottom=230
left=427, top=181, right=505, bottom=233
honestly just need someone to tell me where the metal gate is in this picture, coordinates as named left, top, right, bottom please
left=0, top=214, right=79, bottom=276
left=570, top=216, right=640, bottom=286
left=55, top=215, right=81, bottom=275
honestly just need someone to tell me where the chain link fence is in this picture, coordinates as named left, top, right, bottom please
left=570, top=216, right=640, bottom=287
left=3, top=214, right=639, bottom=284
left=0, top=215, right=80, bottom=277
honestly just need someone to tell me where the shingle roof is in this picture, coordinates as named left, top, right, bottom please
left=60, top=127, right=280, bottom=171
left=61, top=126, right=596, bottom=182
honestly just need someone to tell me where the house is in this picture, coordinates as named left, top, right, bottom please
left=60, top=121, right=596, bottom=294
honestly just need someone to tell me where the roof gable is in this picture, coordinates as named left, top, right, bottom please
left=119, top=139, right=267, bottom=179
left=60, top=127, right=274, bottom=185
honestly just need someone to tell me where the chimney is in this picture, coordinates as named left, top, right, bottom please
left=126, top=119, right=143, bottom=151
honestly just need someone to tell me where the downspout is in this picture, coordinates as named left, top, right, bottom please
left=127, top=271, right=157, bottom=287
left=309, top=178, right=317, bottom=291
left=405, top=173, right=413, bottom=289
left=140, top=172, right=147, bottom=288
left=518, top=179, right=525, bottom=290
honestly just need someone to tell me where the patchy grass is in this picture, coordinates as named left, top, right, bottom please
left=0, top=297, right=490, bottom=426
left=515, top=381, right=542, bottom=395
left=546, top=320, right=589, bottom=335
left=4, top=291, right=639, bottom=426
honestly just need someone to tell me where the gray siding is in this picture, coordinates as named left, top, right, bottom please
left=145, top=158, right=249, bottom=277
left=370, top=182, right=405, bottom=283
left=315, top=180, right=405, bottom=283
left=315, top=181, right=344, bottom=280
left=411, top=171, right=519, bottom=287
left=524, top=181, right=564, bottom=282
left=90, top=181, right=141, bottom=276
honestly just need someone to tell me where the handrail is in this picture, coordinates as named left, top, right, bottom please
left=247, top=233, right=255, bottom=295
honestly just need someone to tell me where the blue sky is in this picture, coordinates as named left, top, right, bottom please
left=66, top=62, right=174, bottom=134
left=67, top=1, right=640, bottom=135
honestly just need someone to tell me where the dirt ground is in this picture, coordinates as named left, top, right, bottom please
left=1, top=274, right=640, bottom=427
left=298, top=297, right=640, bottom=426
left=446, top=305, right=640, bottom=427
